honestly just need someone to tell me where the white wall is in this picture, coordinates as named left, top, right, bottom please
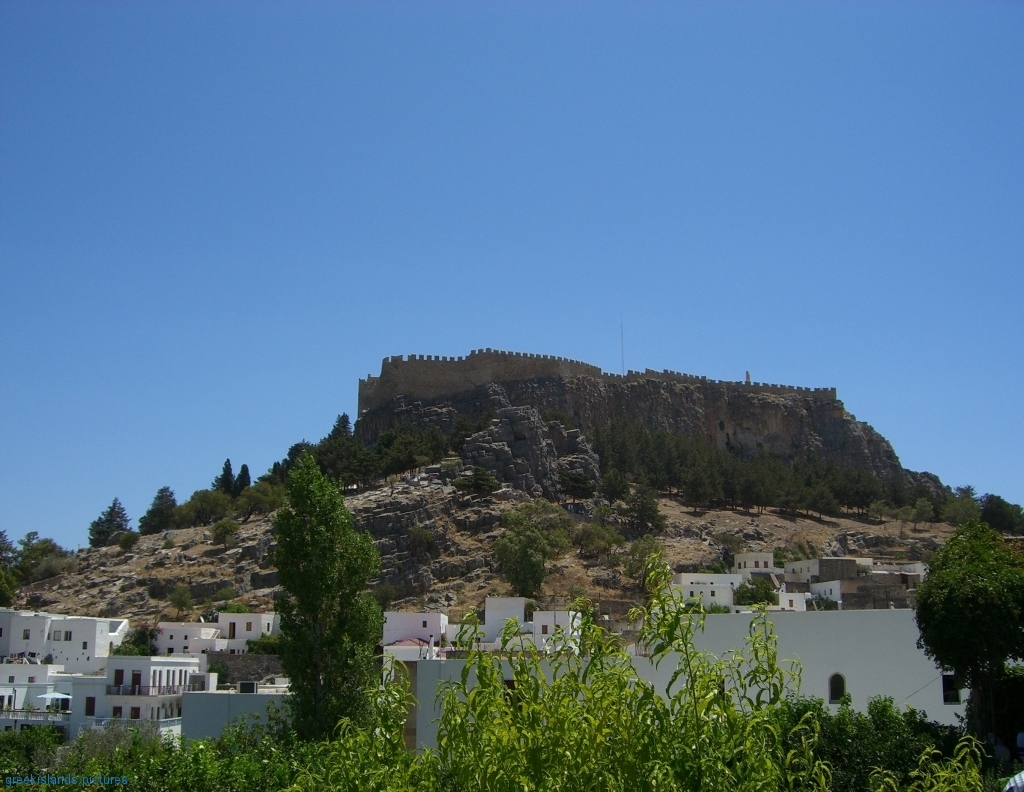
left=383, top=613, right=449, bottom=646
left=155, top=623, right=223, bottom=656
left=408, top=609, right=964, bottom=750
left=181, top=691, right=285, bottom=740
left=482, top=598, right=526, bottom=642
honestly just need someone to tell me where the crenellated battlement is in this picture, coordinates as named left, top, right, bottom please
left=358, top=348, right=836, bottom=414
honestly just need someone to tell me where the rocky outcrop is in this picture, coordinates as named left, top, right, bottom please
left=460, top=406, right=601, bottom=498
left=359, top=375, right=910, bottom=482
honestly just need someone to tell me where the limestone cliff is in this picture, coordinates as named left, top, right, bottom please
left=357, top=353, right=910, bottom=483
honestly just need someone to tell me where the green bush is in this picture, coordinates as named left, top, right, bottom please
left=213, top=587, right=236, bottom=602
left=118, top=531, right=140, bottom=552
left=211, top=518, right=240, bottom=548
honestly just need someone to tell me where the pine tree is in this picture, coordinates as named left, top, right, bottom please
left=89, top=498, right=130, bottom=547
left=214, top=459, right=234, bottom=495
left=138, top=487, right=177, bottom=535
left=233, top=464, right=251, bottom=496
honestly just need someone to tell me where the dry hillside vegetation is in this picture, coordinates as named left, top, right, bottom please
left=14, top=481, right=953, bottom=627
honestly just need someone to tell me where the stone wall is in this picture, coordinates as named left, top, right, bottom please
left=206, top=651, right=283, bottom=684
left=358, top=348, right=837, bottom=415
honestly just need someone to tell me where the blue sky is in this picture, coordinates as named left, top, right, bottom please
left=1, top=2, right=1021, bottom=549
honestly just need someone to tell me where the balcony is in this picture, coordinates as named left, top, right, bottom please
left=87, top=716, right=181, bottom=732
left=105, top=685, right=185, bottom=696
left=0, top=709, right=70, bottom=722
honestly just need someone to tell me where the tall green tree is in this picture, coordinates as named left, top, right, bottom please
left=559, top=469, right=596, bottom=502
left=979, top=493, right=1024, bottom=534
left=493, top=500, right=571, bottom=597
left=623, top=484, right=667, bottom=537
left=915, top=520, right=1024, bottom=733
left=232, top=464, right=251, bottom=497
left=939, top=485, right=981, bottom=527
left=274, top=454, right=383, bottom=739
left=214, top=459, right=235, bottom=495
left=138, top=487, right=177, bottom=535
left=89, top=498, right=130, bottom=547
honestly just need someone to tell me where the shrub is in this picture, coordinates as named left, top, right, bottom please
left=211, top=518, right=239, bottom=548
left=220, top=602, right=248, bottom=613
left=406, top=526, right=438, bottom=560
left=453, top=466, right=500, bottom=496
left=118, top=531, right=140, bottom=552
left=213, top=587, right=236, bottom=602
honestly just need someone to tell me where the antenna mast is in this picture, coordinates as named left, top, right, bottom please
left=620, top=315, right=625, bottom=375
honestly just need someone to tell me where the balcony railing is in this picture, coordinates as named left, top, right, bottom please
left=105, top=685, right=185, bottom=696
left=0, top=709, right=70, bottom=722
left=87, top=716, right=181, bottom=731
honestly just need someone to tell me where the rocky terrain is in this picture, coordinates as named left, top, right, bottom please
left=15, top=475, right=955, bottom=627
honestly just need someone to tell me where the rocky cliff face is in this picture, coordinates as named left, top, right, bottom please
left=460, top=406, right=602, bottom=498
left=358, top=375, right=907, bottom=482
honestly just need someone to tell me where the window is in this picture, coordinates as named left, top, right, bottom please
left=754, top=560, right=760, bottom=568
left=788, top=599, right=794, bottom=608
left=22, top=629, right=30, bottom=640
left=82, top=641, right=88, bottom=650
left=168, top=648, right=174, bottom=655
left=828, top=673, right=846, bottom=704
left=246, top=622, right=252, bottom=632
left=64, top=631, right=72, bottom=641
left=422, top=621, right=427, bottom=629
left=942, top=675, right=961, bottom=705
left=27, top=677, right=35, bottom=684
left=169, top=635, right=173, bottom=640
left=130, top=707, right=140, bottom=720
left=710, top=590, right=716, bottom=597
left=7, top=677, right=13, bottom=684
left=0, top=628, right=4, bottom=637
left=112, top=707, right=122, bottom=719
left=541, top=624, right=548, bottom=635
left=85, top=697, right=95, bottom=717
left=52, top=631, right=61, bottom=642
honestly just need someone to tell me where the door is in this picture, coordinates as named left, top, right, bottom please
left=131, top=670, right=142, bottom=691
left=113, top=669, right=123, bottom=687
left=229, top=622, right=236, bottom=639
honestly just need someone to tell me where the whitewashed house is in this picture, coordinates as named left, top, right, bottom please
left=69, top=655, right=214, bottom=738
left=731, top=552, right=784, bottom=581
left=671, top=572, right=743, bottom=608
left=0, top=609, right=129, bottom=673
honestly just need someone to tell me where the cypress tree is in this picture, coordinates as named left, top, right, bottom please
left=233, top=464, right=251, bottom=496
left=214, top=459, right=235, bottom=495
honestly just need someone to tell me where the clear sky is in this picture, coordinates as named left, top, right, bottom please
left=1, top=2, right=1021, bottom=549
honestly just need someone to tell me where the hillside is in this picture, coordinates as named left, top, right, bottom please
left=16, top=478, right=955, bottom=625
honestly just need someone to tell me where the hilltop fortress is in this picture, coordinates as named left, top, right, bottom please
left=358, top=348, right=837, bottom=415
left=354, top=348, right=912, bottom=482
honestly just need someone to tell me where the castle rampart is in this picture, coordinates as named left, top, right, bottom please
left=358, top=348, right=836, bottom=414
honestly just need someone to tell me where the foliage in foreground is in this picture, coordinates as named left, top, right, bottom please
left=22, top=563, right=983, bottom=792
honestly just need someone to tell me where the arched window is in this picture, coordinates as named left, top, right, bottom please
left=828, top=673, right=846, bottom=704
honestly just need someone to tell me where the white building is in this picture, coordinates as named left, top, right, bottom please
left=69, top=655, right=214, bottom=739
left=0, top=609, right=129, bottom=673
left=478, top=598, right=579, bottom=650
left=731, top=552, right=784, bottom=581
left=671, top=573, right=743, bottom=608
left=383, top=598, right=580, bottom=660
left=216, top=612, right=279, bottom=654
left=154, top=612, right=280, bottom=657
left=155, top=623, right=225, bottom=656
left=406, top=609, right=966, bottom=751
left=181, top=680, right=289, bottom=740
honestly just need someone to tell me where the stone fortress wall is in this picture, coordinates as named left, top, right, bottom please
left=358, top=348, right=837, bottom=414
